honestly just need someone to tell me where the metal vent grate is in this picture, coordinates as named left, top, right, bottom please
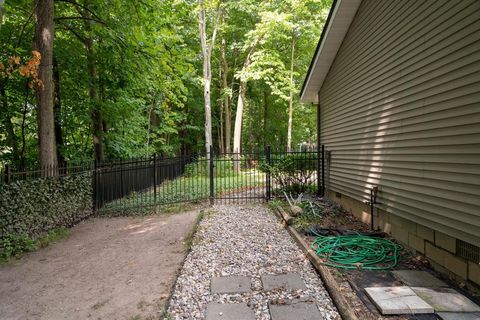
left=457, top=240, right=480, bottom=263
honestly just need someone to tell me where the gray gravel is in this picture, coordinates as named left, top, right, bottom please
left=167, top=204, right=340, bottom=320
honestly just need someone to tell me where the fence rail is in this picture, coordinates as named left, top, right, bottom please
left=1, top=146, right=325, bottom=214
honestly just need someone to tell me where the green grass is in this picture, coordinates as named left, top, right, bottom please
left=100, top=170, right=265, bottom=215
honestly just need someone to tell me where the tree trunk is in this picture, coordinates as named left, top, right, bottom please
left=218, top=88, right=224, bottom=153
left=198, top=0, right=221, bottom=156
left=34, top=0, right=58, bottom=174
left=232, top=43, right=257, bottom=165
left=217, top=55, right=224, bottom=154
left=287, top=35, right=296, bottom=152
left=199, top=0, right=211, bottom=155
left=263, top=89, right=268, bottom=148
left=232, top=80, right=246, bottom=172
left=221, top=37, right=231, bottom=153
left=53, top=56, right=65, bottom=166
left=84, top=16, right=104, bottom=162
left=233, top=79, right=247, bottom=155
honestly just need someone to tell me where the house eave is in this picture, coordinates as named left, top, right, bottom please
left=300, top=0, right=362, bottom=104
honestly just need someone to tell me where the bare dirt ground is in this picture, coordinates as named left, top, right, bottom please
left=0, top=210, right=200, bottom=320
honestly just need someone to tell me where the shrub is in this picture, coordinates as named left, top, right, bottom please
left=260, top=153, right=317, bottom=195
left=0, top=172, right=92, bottom=259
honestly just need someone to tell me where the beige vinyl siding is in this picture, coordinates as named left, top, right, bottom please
left=319, top=0, right=480, bottom=246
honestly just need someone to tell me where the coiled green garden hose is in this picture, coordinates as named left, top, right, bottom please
left=311, top=234, right=400, bottom=270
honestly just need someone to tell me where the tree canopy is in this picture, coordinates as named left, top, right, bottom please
left=0, top=0, right=331, bottom=169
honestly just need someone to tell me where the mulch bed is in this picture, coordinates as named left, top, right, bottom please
left=282, top=196, right=478, bottom=320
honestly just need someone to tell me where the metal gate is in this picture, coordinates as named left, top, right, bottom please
left=93, top=146, right=324, bottom=214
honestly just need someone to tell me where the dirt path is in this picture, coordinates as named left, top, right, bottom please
left=0, top=211, right=200, bottom=320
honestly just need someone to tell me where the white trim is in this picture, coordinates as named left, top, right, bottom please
left=300, top=0, right=362, bottom=103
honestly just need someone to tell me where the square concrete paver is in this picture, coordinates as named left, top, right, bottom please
left=211, top=276, right=251, bottom=294
left=392, top=270, right=448, bottom=287
left=412, top=287, right=480, bottom=313
left=365, top=286, right=434, bottom=315
left=205, top=303, right=255, bottom=320
left=269, top=302, right=322, bottom=320
left=261, top=273, right=307, bottom=291
left=437, top=312, right=480, bottom=320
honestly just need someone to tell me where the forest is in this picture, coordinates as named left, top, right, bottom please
left=0, top=0, right=330, bottom=170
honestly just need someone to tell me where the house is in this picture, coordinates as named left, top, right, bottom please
left=301, top=0, right=480, bottom=285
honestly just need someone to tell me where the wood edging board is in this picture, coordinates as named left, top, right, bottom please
left=274, top=207, right=359, bottom=320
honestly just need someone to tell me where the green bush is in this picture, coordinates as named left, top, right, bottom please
left=0, top=172, right=92, bottom=259
left=260, top=153, right=318, bottom=194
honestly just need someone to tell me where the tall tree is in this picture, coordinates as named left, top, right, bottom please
left=34, top=0, right=57, bottom=172
left=220, top=37, right=232, bottom=153
left=286, top=33, right=295, bottom=152
left=82, top=13, right=104, bottom=162
left=198, top=0, right=222, bottom=154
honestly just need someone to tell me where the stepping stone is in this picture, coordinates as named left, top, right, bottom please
left=211, top=276, right=251, bottom=294
left=269, top=302, right=322, bottom=320
left=412, top=287, right=480, bottom=313
left=261, top=273, right=307, bottom=291
left=392, top=270, right=448, bottom=287
left=437, top=312, right=480, bottom=320
left=365, top=286, right=434, bottom=315
left=205, top=303, right=255, bottom=320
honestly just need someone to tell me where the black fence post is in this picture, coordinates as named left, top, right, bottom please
left=153, top=153, right=157, bottom=211
left=265, top=145, right=271, bottom=201
left=92, top=159, right=97, bottom=214
left=209, top=145, right=214, bottom=205
left=120, top=159, right=124, bottom=198
left=317, top=144, right=321, bottom=196
left=321, top=144, right=325, bottom=197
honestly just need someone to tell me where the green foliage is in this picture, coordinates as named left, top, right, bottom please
left=260, top=153, right=317, bottom=194
left=184, top=156, right=234, bottom=178
left=0, top=234, right=35, bottom=261
left=36, top=227, right=70, bottom=249
left=0, top=0, right=332, bottom=166
left=267, top=198, right=286, bottom=210
left=0, top=227, right=71, bottom=261
left=0, top=173, right=92, bottom=259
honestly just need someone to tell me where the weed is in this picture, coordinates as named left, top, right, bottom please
left=0, top=234, right=35, bottom=261
left=0, top=227, right=71, bottom=262
left=267, top=199, right=286, bottom=210
left=293, top=212, right=321, bottom=230
left=36, top=227, right=70, bottom=249
left=163, top=312, right=174, bottom=320
left=183, top=211, right=204, bottom=252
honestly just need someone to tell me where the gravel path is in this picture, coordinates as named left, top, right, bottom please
left=167, top=204, right=340, bottom=319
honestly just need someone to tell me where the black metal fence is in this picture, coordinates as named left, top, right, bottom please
left=1, top=146, right=325, bottom=214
